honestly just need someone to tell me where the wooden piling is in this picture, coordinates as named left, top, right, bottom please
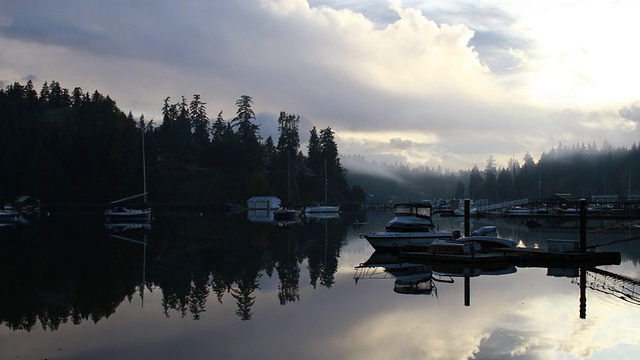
left=580, top=199, right=586, bottom=252
left=464, top=198, right=470, bottom=237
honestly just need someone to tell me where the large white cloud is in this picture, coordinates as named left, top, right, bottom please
left=1, top=0, right=639, bottom=171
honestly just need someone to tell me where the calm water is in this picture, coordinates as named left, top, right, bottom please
left=1, top=211, right=639, bottom=360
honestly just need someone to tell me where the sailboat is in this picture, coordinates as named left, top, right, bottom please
left=305, top=159, right=340, bottom=216
left=105, top=131, right=152, bottom=223
left=273, top=152, right=301, bottom=223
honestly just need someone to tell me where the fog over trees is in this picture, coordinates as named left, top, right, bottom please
left=345, top=140, right=640, bottom=203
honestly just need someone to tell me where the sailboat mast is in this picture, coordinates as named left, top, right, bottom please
left=287, top=152, right=291, bottom=205
left=142, top=131, right=147, bottom=205
left=324, top=159, right=328, bottom=205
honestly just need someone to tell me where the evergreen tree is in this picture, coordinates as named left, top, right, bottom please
left=276, top=111, right=300, bottom=162
left=484, top=155, right=497, bottom=201
left=273, top=112, right=302, bottom=204
left=318, top=127, right=348, bottom=203
left=189, top=94, right=210, bottom=153
left=455, top=180, right=465, bottom=198
left=231, top=95, right=262, bottom=171
left=210, top=111, right=234, bottom=167
left=175, top=95, right=192, bottom=155
left=468, top=165, right=484, bottom=199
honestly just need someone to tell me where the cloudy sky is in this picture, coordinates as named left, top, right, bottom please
left=1, top=0, right=639, bottom=171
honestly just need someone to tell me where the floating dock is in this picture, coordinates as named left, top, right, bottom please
left=398, top=247, right=621, bottom=269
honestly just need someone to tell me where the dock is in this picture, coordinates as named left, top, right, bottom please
left=399, top=247, right=621, bottom=269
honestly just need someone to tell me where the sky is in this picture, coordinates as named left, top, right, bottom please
left=1, top=0, right=639, bottom=172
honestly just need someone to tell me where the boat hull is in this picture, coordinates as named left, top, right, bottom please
left=0, top=211, right=18, bottom=222
left=305, top=206, right=340, bottom=214
left=105, top=208, right=152, bottom=223
left=273, top=209, right=300, bottom=222
left=364, top=232, right=453, bottom=250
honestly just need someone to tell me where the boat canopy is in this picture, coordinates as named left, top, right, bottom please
left=393, top=202, right=432, bottom=218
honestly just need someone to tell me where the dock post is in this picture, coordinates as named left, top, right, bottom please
left=464, top=275, right=470, bottom=307
left=464, top=198, right=470, bottom=237
left=580, top=199, right=586, bottom=252
left=579, top=267, right=587, bottom=319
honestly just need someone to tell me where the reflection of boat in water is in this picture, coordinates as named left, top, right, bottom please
left=363, top=202, right=453, bottom=251
left=394, top=276, right=435, bottom=295
left=354, top=251, right=436, bottom=295
left=354, top=249, right=519, bottom=297
left=430, top=262, right=517, bottom=278
left=105, top=221, right=152, bottom=233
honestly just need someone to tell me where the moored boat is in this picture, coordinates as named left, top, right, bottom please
left=273, top=208, right=301, bottom=222
left=453, top=198, right=477, bottom=217
left=427, top=235, right=516, bottom=254
left=305, top=205, right=340, bottom=214
left=105, top=132, right=151, bottom=224
left=105, top=204, right=152, bottom=222
left=363, top=202, right=453, bottom=251
left=0, top=210, right=19, bottom=223
left=305, top=159, right=340, bottom=215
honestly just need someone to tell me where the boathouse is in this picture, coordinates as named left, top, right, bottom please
left=246, top=196, right=281, bottom=210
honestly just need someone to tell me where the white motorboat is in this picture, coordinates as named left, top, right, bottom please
left=363, top=202, right=453, bottom=251
left=425, top=234, right=517, bottom=257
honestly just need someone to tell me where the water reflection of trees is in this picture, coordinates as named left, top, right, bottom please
left=152, top=214, right=351, bottom=320
left=0, top=212, right=353, bottom=329
left=0, top=215, right=143, bottom=331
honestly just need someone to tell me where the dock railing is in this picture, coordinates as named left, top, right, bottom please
left=476, top=198, right=529, bottom=213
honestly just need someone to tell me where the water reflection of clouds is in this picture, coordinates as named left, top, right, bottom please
left=3, top=264, right=638, bottom=360
left=2, top=222, right=639, bottom=359
left=328, top=258, right=640, bottom=360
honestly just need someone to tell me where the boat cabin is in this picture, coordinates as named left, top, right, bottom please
left=13, top=195, right=41, bottom=215
left=393, top=202, right=432, bottom=218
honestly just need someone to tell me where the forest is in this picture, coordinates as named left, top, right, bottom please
left=347, top=142, right=640, bottom=203
left=1, top=80, right=639, bottom=209
left=0, top=80, right=358, bottom=208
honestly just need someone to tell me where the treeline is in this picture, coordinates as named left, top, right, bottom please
left=4, top=80, right=637, bottom=207
left=346, top=142, right=640, bottom=203
left=0, top=81, right=363, bottom=206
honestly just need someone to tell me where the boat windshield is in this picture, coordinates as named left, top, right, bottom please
left=394, top=204, right=431, bottom=218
